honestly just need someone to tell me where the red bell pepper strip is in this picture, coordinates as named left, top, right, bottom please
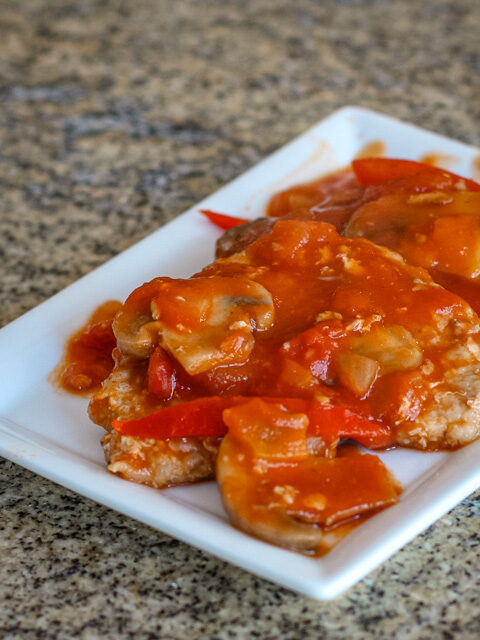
left=200, top=209, right=247, bottom=230
left=257, top=398, right=392, bottom=448
left=307, top=403, right=392, bottom=449
left=112, top=396, right=392, bottom=449
left=352, top=158, right=480, bottom=191
left=113, top=397, right=233, bottom=440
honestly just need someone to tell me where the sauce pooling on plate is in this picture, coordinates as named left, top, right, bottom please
left=56, top=301, right=122, bottom=394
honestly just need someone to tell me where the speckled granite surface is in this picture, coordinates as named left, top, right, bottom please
left=1, top=0, right=480, bottom=637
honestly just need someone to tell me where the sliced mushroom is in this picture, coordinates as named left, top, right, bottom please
left=215, top=217, right=275, bottom=259
left=345, top=192, right=480, bottom=240
left=113, top=276, right=274, bottom=374
left=114, top=317, right=163, bottom=358
left=344, top=193, right=480, bottom=280
left=217, top=431, right=400, bottom=551
left=113, top=277, right=172, bottom=358
left=217, top=435, right=324, bottom=551
left=153, top=277, right=274, bottom=375
left=217, top=398, right=402, bottom=552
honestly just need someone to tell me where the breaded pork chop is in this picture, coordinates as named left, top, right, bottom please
left=90, top=220, right=480, bottom=489
left=102, top=431, right=220, bottom=489
left=89, top=350, right=220, bottom=488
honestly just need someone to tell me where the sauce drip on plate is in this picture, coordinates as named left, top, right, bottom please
left=56, top=301, right=122, bottom=394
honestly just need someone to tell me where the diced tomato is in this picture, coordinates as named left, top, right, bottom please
left=112, top=395, right=392, bottom=449
left=148, top=346, right=176, bottom=400
left=200, top=210, right=247, bottom=230
left=352, top=158, right=480, bottom=191
left=282, top=321, right=347, bottom=382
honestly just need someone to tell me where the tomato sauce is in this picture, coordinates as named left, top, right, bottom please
left=265, top=170, right=365, bottom=232
left=218, top=400, right=400, bottom=554
left=431, top=270, right=480, bottom=314
left=107, top=216, right=477, bottom=448
left=55, top=301, right=122, bottom=394
left=268, top=164, right=480, bottom=315
left=55, top=157, right=480, bottom=554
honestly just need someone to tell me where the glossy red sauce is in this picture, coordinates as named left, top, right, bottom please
left=313, top=443, right=380, bottom=555
left=269, top=167, right=480, bottom=314
left=56, top=301, right=122, bottom=394
left=196, top=221, right=469, bottom=425
left=219, top=401, right=400, bottom=554
left=266, top=170, right=365, bottom=232
left=94, top=238, right=476, bottom=556
left=432, top=270, right=480, bottom=314
left=58, top=161, right=480, bottom=554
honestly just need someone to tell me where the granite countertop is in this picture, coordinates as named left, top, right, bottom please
left=1, top=0, right=480, bottom=637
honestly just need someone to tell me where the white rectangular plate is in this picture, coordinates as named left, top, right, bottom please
left=2, top=107, right=480, bottom=600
